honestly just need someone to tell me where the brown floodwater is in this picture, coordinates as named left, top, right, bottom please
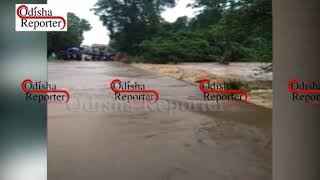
left=48, top=61, right=272, bottom=180
left=179, top=62, right=273, bottom=82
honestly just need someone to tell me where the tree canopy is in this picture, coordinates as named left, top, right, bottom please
left=93, top=0, right=272, bottom=63
left=48, top=13, right=91, bottom=54
left=93, top=0, right=175, bottom=53
left=48, top=1, right=272, bottom=63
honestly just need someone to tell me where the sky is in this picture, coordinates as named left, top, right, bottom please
left=49, top=0, right=199, bottom=46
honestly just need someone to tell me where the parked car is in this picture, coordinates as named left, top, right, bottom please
left=58, top=47, right=117, bottom=61
left=60, top=47, right=82, bottom=60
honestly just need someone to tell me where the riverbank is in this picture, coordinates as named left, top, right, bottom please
left=132, top=63, right=272, bottom=108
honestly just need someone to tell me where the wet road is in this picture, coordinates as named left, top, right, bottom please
left=48, top=61, right=272, bottom=180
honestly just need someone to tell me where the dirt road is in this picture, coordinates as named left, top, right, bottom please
left=48, top=61, right=271, bottom=180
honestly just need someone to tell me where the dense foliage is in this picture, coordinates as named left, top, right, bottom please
left=94, top=0, right=175, bottom=53
left=95, top=0, right=272, bottom=63
left=47, top=13, right=91, bottom=54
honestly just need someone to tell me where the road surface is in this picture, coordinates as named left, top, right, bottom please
left=48, top=61, right=271, bottom=180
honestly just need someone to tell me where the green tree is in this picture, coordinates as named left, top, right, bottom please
left=47, top=13, right=91, bottom=54
left=93, top=0, right=175, bottom=53
left=138, top=31, right=217, bottom=63
left=94, top=0, right=272, bottom=63
left=194, top=0, right=272, bottom=63
left=189, top=9, right=222, bottom=30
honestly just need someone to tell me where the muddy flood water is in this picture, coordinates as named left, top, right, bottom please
left=48, top=61, right=272, bottom=180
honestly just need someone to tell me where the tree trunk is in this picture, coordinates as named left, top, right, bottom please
left=219, top=48, right=231, bottom=65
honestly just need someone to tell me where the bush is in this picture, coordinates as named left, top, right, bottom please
left=242, top=37, right=272, bottom=61
left=137, top=32, right=218, bottom=64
